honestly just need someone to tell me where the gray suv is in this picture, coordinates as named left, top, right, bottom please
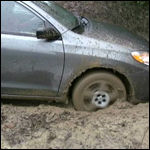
left=1, top=1, right=149, bottom=112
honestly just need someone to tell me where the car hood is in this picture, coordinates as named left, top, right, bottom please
left=83, top=19, right=149, bottom=52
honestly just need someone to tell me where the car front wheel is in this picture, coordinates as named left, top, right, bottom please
left=72, top=71, right=127, bottom=112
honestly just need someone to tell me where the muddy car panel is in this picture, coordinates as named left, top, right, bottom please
left=58, top=30, right=149, bottom=102
left=1, top=33, right=64, bottom=97
left=1, top=1, right=149, bottom=104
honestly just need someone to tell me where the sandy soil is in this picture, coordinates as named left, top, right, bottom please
left=1, top=100, right=149, bottom=149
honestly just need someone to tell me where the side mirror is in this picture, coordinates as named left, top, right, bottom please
left=36, top=27, right=61, bottom=40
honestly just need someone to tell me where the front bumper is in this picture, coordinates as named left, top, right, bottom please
left=128, top=67, right=149, bottom=103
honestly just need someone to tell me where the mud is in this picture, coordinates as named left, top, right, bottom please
left=1, top=100, right=149, bottom=149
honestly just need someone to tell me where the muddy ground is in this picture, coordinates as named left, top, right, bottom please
left=1, top=101, right=149, bottom=149
left=1, top=1, right=149, bottom=149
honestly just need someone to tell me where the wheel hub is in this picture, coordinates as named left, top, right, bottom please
left=92, top=91, right=110, bottom=108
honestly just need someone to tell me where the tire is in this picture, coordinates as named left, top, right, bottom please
left=72, top=71, right=127, bottom=112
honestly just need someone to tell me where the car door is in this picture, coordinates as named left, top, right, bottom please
left=1, top=1, right=64, bottom=97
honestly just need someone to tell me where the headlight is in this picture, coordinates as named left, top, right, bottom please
left=131, top=51, right=149, bottom=66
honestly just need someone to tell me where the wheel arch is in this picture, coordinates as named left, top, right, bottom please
left=67, top=67, right=135, bottom=103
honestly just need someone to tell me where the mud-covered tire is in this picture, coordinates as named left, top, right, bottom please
left=72, top=71, right=127, bottom=112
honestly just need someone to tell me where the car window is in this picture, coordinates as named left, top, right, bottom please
left=13, top=3, right=31, bottom=15
left=33, top=1, right=79, bottom=30
left=1, top=1, right=45, bottom=36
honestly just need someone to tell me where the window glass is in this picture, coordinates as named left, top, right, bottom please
left=1, top=1, right=45, bottom=36
left=33, top=1, right=79, bottom=30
